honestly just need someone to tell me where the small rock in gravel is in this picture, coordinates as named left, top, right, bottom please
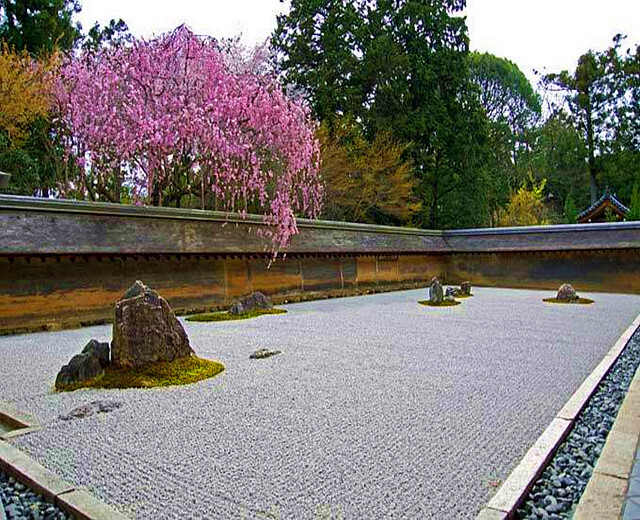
left=59, top=400, right=123, bottom=421
left=249, top=349, right=282, bottom=360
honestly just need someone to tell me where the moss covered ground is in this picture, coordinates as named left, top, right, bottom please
left=543, top=298, right=594, bottom=305
left=56, top=356, right=225, bottom=392
left=418, top=300, right=461, bottom=307
left=186, top=308, right=287, bottom=322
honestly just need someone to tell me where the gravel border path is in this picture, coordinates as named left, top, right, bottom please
left=1, top=287, right=639, bottom=519
left=0, top=470, right=73, bottom=520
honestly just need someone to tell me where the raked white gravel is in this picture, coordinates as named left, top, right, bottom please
left=1, top=287, right=639, bottom=519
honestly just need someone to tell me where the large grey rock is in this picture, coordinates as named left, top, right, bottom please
left=460, top=282, right=472, bottom=296
left=229, top=292, right=273, bottom=316
left=557, top=283, right=578, bottom=301
left=55, top=339, right=110, bottom=388
left=111, top=281, right=194, bottom=368
left=429, top=277, right=444, bottom=304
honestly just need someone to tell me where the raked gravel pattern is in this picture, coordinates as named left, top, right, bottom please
left=1, top=287, right=639, bottom=519
left=516, top=329, right=640, bottom=519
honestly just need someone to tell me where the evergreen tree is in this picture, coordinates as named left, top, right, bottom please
left=273, top=0, right=491, bottom=229
left=0, top=0, right=81, bottom=54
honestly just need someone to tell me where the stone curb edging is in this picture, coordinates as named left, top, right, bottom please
left=0, top=403, right=40, bottom=441
left=572, top=346, right=640, bottom=519
left=477, top=313, right=640, bottom=520
left=0, top=440, right=128, bottom=519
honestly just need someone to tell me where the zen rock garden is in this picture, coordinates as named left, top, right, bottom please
left=52, top=279, right=597, bottom=390
left=0, top=284, right=638, bottom=520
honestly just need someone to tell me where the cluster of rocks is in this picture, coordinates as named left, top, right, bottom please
left=516, top=330, right=640, bottom=519
left=445, top=281, right=472, bottom=298
left=54, top=340, right=110, bottom=387
left=428, top=278, right=472, bottom=305
left=55, top=281, right=194, bottom=388
left=1, top=470, right=73, bottom=520
left=229, top=292, right=273, bottom=316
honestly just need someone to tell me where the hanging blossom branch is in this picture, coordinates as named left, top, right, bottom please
left=54, top=25, right=323, bottom=253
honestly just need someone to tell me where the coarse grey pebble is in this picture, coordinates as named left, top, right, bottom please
left=1, top=287, right=639, bottom=519
left=516, top=328, right=640, bottom=519
left=0, top=471, right=73, bottom=520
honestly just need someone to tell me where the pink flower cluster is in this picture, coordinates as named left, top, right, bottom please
left=55, top=26, right=323, bottom=251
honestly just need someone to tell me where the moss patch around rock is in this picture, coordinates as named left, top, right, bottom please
left=543, top=298, right=595, bottom=305
left=418, top=300, right=461, bottom=307
left=186, top=308, right=287, bottom=322
left=56, top=356, right=225, bottom=392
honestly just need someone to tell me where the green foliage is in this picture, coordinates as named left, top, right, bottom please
left=186, top=308, right=287, bottom=322
left=628, top=185, right=640, bottom=221
left=544, top=35, right=640, bottom=205
left=82, top=18, right=130, bottom=50
left=56, top=356, right=225, bottom=392
left=0, top=117, right=73, bottom=196
left=543, top=298, right=594, bottom=305
left=563, top=194, right=578, bottom=224
left=468, top=52, right=543, bottom=223
left=469, top=51, right=541, bottom=137
left=0, top=0, right=81, bottom=54
left=273, top=0, right=490, bottom=230
left=522, top=114, right=590, bottom=216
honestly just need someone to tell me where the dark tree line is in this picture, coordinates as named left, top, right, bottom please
left=2, top=0, right=639, bottom=226
left=273, top=0, right=640, bottom=227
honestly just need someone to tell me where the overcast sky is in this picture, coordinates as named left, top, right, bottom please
left=78, top=0, right=640, bottom=86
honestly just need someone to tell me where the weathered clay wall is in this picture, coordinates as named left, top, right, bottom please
left=0, top=253, right=448, bottom=333
left=1, top=195, right=639, bottom=334
left=447, top=249, right=640, bottom=294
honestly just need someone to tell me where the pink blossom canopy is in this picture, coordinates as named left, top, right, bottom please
left=55, top=26, right=323, bottom=250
